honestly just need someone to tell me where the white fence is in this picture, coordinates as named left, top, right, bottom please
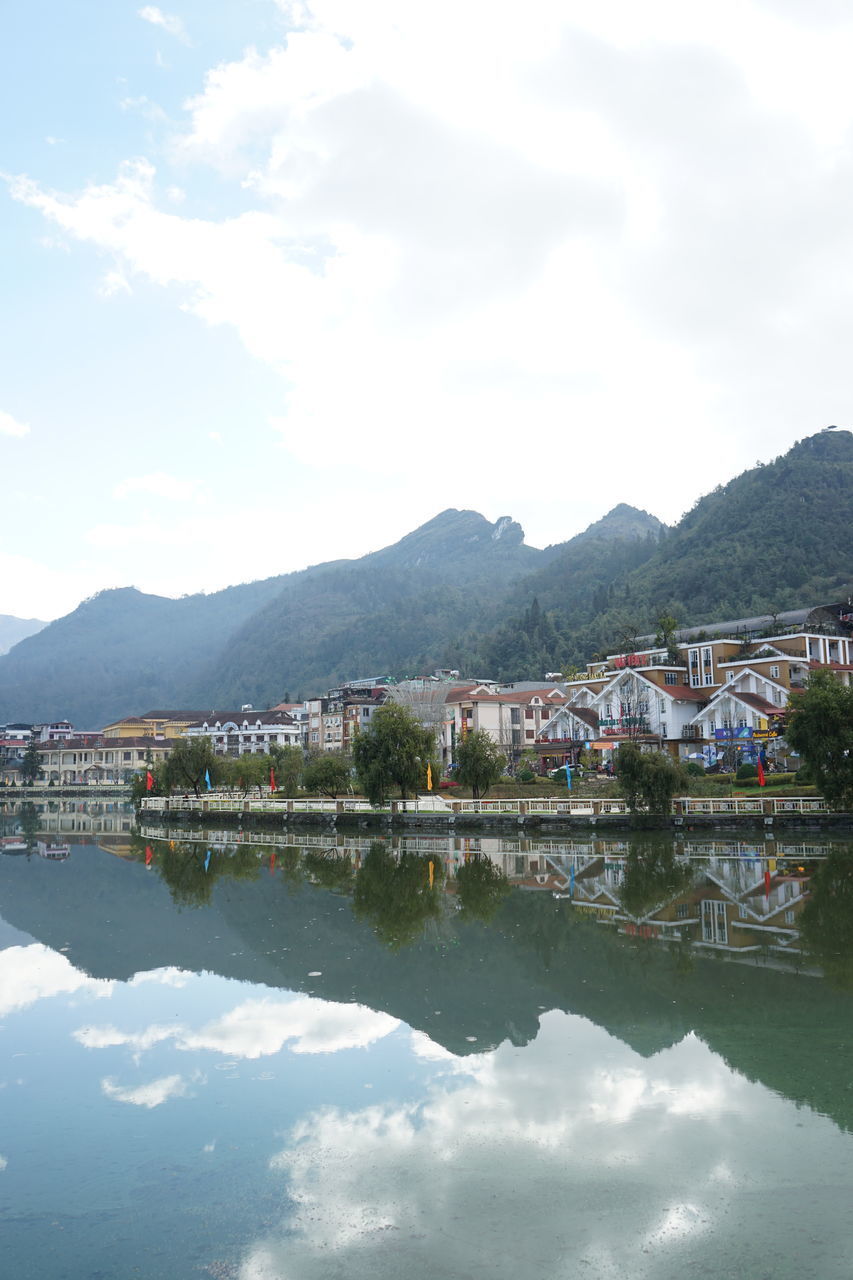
left=139, top=793, right=832, bottom=818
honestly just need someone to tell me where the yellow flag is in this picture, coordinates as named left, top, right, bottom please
left=427, top=762, right=433, bottom=791
left=429, top=859, right=434, bottom=888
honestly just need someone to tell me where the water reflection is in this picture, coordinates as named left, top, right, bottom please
left=4, top=815, right=853, bottom=1277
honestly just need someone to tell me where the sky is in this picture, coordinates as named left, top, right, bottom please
left=4, top=0, right=853, bottom=620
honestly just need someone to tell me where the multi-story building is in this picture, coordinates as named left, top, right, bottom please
left=536, top=603, right=853, bottom=771
left=36, top=736, right=172, bottom=784
left=184, top=710, right=301, bottom=756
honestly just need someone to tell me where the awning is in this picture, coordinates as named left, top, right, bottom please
left=589, top=740, right=614, bottom=750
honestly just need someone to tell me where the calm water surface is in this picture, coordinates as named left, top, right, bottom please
left=2, top=802, right=853, bottom=1278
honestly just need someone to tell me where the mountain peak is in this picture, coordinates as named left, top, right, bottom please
left=577, top=504, right=665, bottom=544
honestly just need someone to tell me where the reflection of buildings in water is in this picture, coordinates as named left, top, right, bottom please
left=0, top=799, right=134, bottom=839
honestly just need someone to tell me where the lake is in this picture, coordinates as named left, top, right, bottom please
left=2, top=802, right=853, bottom=1278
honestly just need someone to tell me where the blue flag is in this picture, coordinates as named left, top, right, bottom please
left=204, top=850, right=211, bottom=873
left=569, top=865, right=575, bottom=896
left=205, top=767, right=212, bottom=791
left=565, top=764, right=572, bottom=790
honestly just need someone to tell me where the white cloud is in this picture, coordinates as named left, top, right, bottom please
left=0, top=410, right=30, bottom=438
left=101, top=1073, right=190, bottom=1108
left=75, top=995, right=399, bottom=1062
left=112, top=471, right=198, bottom=501
left=9, top=0, right=853, bottom=564
left=0, top=1155, right=7, bottom=1172
left=98, top=269, right=132, bottom=298
left=138, top=6, right=189, bottom=44
left=0, top=944, right=114, bottom=1017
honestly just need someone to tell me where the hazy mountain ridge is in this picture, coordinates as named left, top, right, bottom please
left=0, top=613, right=47, bottom=656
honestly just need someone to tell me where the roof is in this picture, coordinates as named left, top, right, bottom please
left=547, top=705, right=599, bottom=730
left=186, top=710, right=297, bottom=728
left=733, top=691, right=781, bottom=716
left=446, top=688, right=567, bottom=706
left=138, top=710, right=215, bottom=720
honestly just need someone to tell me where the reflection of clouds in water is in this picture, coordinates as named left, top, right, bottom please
left=0, top=1155, right=7, bottom=1171
left=76, top=996, right=399, bottom=1061
left=240, top=1011, right=853, bottom=1280
left=0, top=944, right=114, bottom=1016
left=129, top=967, right=191, bottom=988
left=181, top=997, right=399, bottom=1058
left=101, top=1073, right=191, bottom=1109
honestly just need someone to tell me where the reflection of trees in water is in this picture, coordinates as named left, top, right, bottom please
left=455, top=854, right=511, bottom=924
left=799, top=852, right=853, bottom=989
left=619, top=840, right=696, bottom=919
left=353, top=842, right=443, bottom=950
left=303, top=850, right=354, bottom=894
left=19, top=801, right=39, bottom=853
left=133, top=835, right=263, bottom=909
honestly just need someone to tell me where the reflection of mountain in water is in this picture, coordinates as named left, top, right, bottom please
left=3, top=838, right=853, bottom=1136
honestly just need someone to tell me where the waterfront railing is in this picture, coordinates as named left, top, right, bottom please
left=139, top=793, right=832, bottom=818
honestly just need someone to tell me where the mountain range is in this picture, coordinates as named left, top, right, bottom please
left=1, top=429, right=851, bottom=727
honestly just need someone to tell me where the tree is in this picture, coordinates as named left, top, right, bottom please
left=615, top=742, right=687, bottom=814
left=163, top=736, right=220, bottom=797
left=454, top=730, right=506, bottom=799
left=654, top=613, right=680, bottom=663
left=269, top=743, right=304, bottom=794
left=302, top=752, right=352, bottom=797
left=21, top=738, right=42, bottom=786
left=352, top=703, right=437, bottom=806
left=786, top=669, right=853, bottom=810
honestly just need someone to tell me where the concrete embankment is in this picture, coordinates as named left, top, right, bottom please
left=138, top=795, right=852, bottom=835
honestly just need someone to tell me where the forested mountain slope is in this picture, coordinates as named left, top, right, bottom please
left=455, top=430, right=853, bottom=677
left=0, top=510, right=544, bottom=725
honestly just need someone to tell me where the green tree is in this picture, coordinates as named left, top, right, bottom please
left=615, top=742, right=687, bottom=814
left=21, top=738, right=41, bottom=786
left=352, top=703, right=437, bottom=806
left=302, top=752, right=352, bottom=797
left=454, top=730, right=506, bottom=799
left=163, top=736, right=220, bottom=797
left=654, top=612, right=680, bottom=663
left=786, top=669, right=853, bottom=810
left=270, top=743, right=304, bottom=794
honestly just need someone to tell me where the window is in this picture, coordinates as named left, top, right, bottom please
left=660, top=722, right=667, bottom=737
left=123, top=751, right=131, bottom=762
left=785, top=910, right=796, bottom=925
left=665, top=672, right=678, bottom=685
left=770, top=665, right=780, bottom=679
left=525, top=709, right=534, bottom=719
left=525, top=730, right=535, bottom=739
left=701, top=899, right=728, bottom=944
left=709, top=720, right=716, bottom=734
left=676, top=903, right=690, bottom=919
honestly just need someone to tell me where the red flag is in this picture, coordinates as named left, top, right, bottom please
left=270, top=767, right=277, bottom=792
left=145, top=770, right=154, bottom=792
left=145, top=845, right=153, bottom=866
left=757, top=759, right=766, bottom=787
left=764, top=869, right=771, bottom=897
left=269, top=853, right=276, bottom=874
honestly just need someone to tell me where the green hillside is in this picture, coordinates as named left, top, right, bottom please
left=459, top=430, right=853, bottom=676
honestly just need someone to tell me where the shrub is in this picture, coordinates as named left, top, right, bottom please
left=685, top=762, right=704, bottom=777
left=736, top=762, right=757, bottom=781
